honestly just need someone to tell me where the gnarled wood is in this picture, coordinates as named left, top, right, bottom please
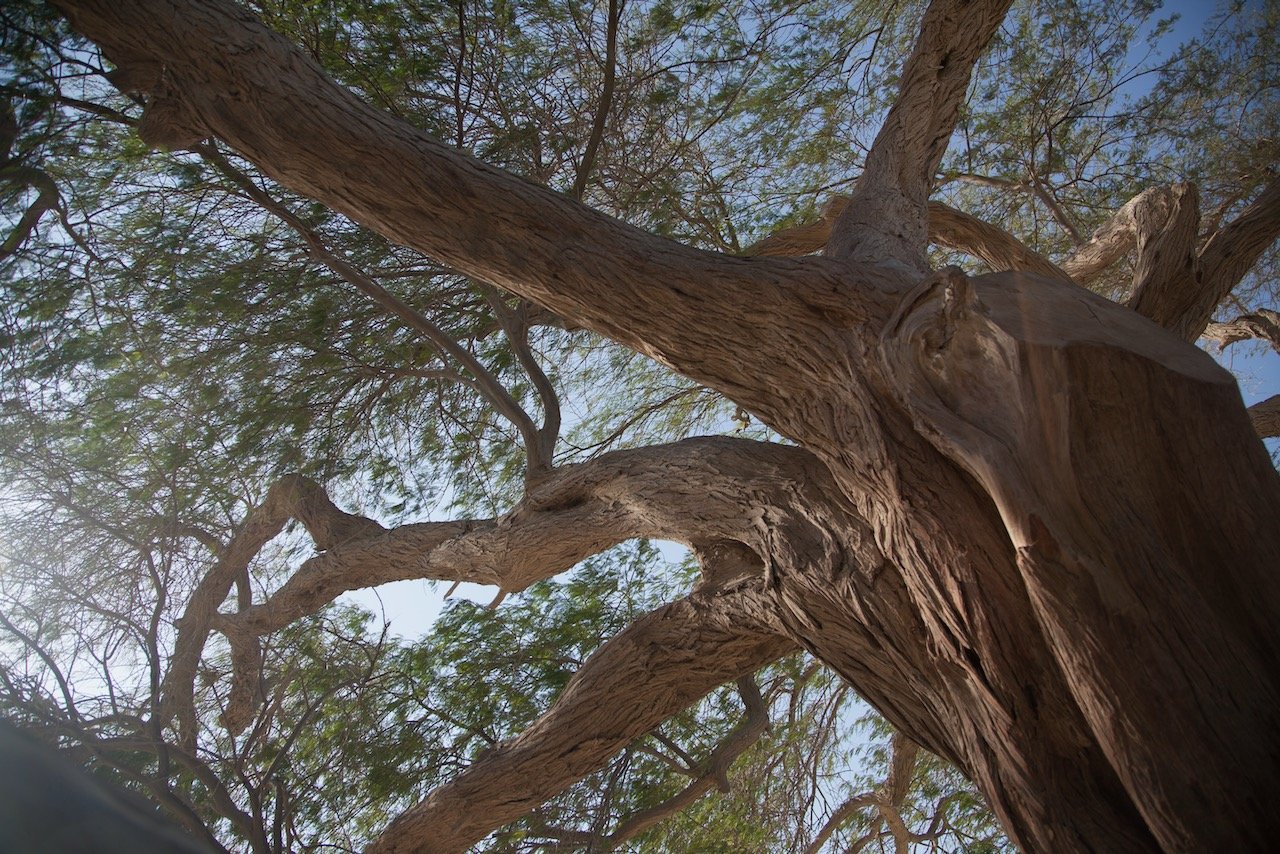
left=1060, top=185, right=1175, bottom=284
left=50, top=1, right=1280, bottom=851
left=1204, top=308, right=1280, bottom=354
left=879, top=266, right=1280, bottom=850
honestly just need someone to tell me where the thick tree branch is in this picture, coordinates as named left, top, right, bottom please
left=747, top=196, right=1070, bottom=281
left=1186, top=174, right=1280, bottom=341
left=50, top=0, right=883, bottom=390
left=1125, top=183, right=1201, bottom=327
left=161, top=475, right=383, bottom=744
left=1060, top=185, right=1175, bottom=284
left=368, top=585, right=796, bottom=853
left=166, top=438, right=866, bottom=746
left=879, top=266, right=1280, bottom=849
left=1203, top=308, right=1280, bottom=355
left=927, top=201, right=1072, bottom=281
left=826, top=0, right=1014, bottom=270
left=214, top=438, right=828, bottom=639
left=1063, top=177, right=1280, bottom=343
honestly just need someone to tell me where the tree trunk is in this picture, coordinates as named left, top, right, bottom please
left=50, top=1, right=1280, bottom=851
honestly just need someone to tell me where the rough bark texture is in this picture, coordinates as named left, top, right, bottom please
left=50, top=1, right=1280, bottom=852
left=1250, top=394, right=1280, bottom=439
left=1204, top=308, right=1280, bottom=354
left=370, top=588, right=793, bottom=853
left=746, top=195, right=1073, bottom=282
left=825, top=0, right=1015, bottom=271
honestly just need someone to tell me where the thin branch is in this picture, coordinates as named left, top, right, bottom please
left=477, top=284, right=561, bottom=477
left=0, top=164, right=61, bottom=260
left=194, top=142, right=546, bottom=476
left=49, top=0, right=892, bottom=391
left=608, top=675, right=769, bottom=848
left=570, top=0, right=622, bottom=201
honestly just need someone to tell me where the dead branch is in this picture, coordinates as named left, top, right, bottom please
left=1065, top=177, right=1280, bottom=343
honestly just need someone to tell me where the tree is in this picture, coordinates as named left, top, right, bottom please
left=3, top=0, right=1279, bottom=850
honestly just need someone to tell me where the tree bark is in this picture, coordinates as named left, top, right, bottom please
left=51, top=1, right=1280, bottom=851
left=369, top=588, right=793, bottom=853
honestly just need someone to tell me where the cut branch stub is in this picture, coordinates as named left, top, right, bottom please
left=879, top=266, right=1280, bottom=850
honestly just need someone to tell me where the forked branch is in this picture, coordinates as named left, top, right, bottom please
left=825, top=0, right=1014, bottom=270
left=161, top=475, right=382, bottom=743
left=747, top=196, right=1071, bottom=282
left=178, top=438, right=869, bottom=742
